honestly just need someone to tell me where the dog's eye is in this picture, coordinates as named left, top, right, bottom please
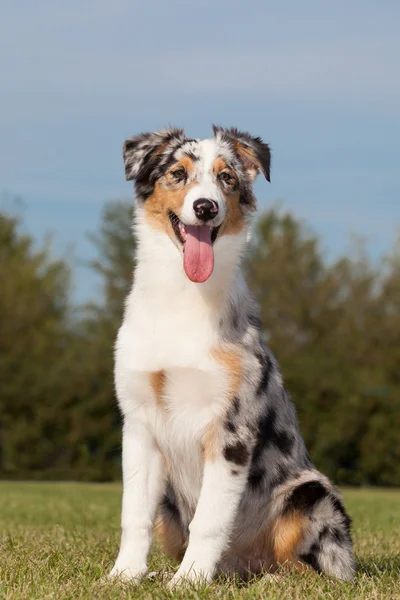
left=170, top=168, right=186, bottom=181
left=218, top=171, right=233, bottom=184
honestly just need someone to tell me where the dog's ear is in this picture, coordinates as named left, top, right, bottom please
left=123, top=127, right=186, bottom=181
left=213, top=125, right=271, bottom=182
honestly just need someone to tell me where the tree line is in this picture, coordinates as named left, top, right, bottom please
left=1, top=201, right=399, bottom=485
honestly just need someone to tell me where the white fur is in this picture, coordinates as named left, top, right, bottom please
left=180, top=139, right=226, bottom=227
left=111, top=137, right=251, bottom=584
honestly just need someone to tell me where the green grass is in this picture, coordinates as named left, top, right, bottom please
left=0, top=483, right=399, bottom=599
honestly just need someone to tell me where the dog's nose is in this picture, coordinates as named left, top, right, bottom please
left=193, top=198, right=219, bottom=222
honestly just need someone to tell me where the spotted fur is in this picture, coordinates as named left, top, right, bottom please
left=110, top=126, right=356, bottom=587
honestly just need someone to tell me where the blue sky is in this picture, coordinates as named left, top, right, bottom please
left=1, top=0, right=399, bottom=302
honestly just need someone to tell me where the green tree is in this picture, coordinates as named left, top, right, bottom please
left=0, top=212, right=73, bottom=476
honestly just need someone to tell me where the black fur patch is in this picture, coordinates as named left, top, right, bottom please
left=225, top=419, right=237, bottom=433
left=232, top=397, right=241, bottom=414
left=157, top=141, right=187, bottom=173
left=223, top=441, right=250, bottom=466
left=331, top=496, right=352, bottom=530
left=269, top=464, right=290, bottom=490
left=274, top=429, right=295, bottom=455
left=247, top=406, right=288, bottom=493
left=283, top=481, right=328, bottom=515
left=239, top=189, right=252, bottom=207
left=135, top=149, right=167, bottom=200
left=251, top=407, right=276, bottom=465
left=247, top=466, right=265, bottom=489
left=231, top=309, right=239, bottom=330
left=300, top=543, right=322, bottom=573
left=251, top=405, right=295, bottom=467
left=224, top=398, right=241, bottom=434
left=160, top=483, right=181, bottom=522
left=319, top=525, right=348, bottom=545
left=256, top=353, right=273, bottom=397
left=183, top=149, right=199, bottom=161
left=247, top=313, right=262, bottom=329
left=248, top=463, right=290, bottom=492
left=318, top=525, right=330, bottom=541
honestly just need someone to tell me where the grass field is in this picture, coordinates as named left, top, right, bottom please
left=0, top=483, right=399, bottom=599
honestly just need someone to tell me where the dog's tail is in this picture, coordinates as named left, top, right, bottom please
left=271, top=474, right=356, bottom=581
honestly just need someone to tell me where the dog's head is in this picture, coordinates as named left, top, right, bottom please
left=123, top=126, right=271, bottom=283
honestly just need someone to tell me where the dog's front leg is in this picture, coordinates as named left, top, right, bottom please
left=169, top=449, right=249, bottom=587
left=110, top=419, right=164, bottom=582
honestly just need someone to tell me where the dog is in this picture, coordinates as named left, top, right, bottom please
left=109, top=126, right=356, bottom=587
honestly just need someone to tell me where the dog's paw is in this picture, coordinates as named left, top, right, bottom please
left=108, top=562, right=147, bottom=583
left=167, top=568, right=211, bottom=590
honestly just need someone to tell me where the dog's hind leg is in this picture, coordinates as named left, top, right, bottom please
left=271, top=477, right=356, bottom=581
left=154, top=483, right=187, bottom=562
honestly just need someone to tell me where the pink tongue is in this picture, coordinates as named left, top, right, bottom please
left=183, top=226, right=214, bottom=283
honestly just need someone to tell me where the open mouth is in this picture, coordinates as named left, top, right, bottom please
left=168, top=211, right=220, bottom=245
left=168, top=211, right=221, bottom=283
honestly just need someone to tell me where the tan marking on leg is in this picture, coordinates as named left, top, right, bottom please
left=211, top=346, right=242, bottom=399
left=272, top=511, right=309, bottom=572
left=154, top=514, right=186, bottom=562
left=150, top=370, right=166, bottom=407
left=203, top=346, right=242, bottom=463
left=202, top=419, right=221, bottom=463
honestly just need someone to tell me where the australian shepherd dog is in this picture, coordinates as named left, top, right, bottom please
left=110, top=126, right=355, bottom=587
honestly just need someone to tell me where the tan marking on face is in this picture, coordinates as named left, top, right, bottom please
left=202, top=419, right=221, bottom=463
left=150, top=370, right=166, bottom=407
left=177, top=154, right=197, bottom=174
left=213, top=156, right=231, bottom=175
left=213, top=157, right=246, bottom=237
left=272, top=512, right=309, bottom=571
left=220, top=189, right=247, bottom=236
left=211, top=345, right=242, bottom=399
left=143, top=179, right=196, bottom=234
left=164, top=154, right=196, bottom=186
left=154, top=514, right=186, bottom=562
